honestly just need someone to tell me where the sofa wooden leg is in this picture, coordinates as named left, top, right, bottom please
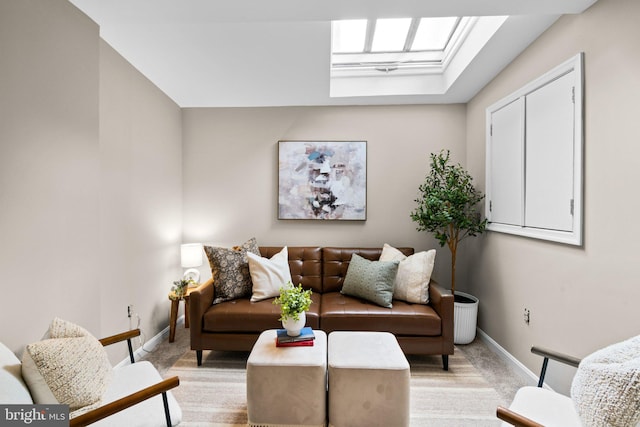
left=196, top=350, right=203, bottom=366
left=442, top=354, right=449, bottom=371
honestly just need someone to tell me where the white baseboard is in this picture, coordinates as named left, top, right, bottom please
left=476, top=328, right=545, bottom=387
left=114, top=315, right=185, bottom=369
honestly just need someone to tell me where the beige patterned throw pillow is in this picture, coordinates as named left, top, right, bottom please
left=571, top=335, right=640, bottom=427
left=21, top=318, right=112, bottom=411
left=205, top=237, right=261, bottom=304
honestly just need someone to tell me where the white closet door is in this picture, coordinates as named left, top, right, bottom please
left=489, top=98, right=524, bottom=226
left=524, top=71, right=575, bottom=232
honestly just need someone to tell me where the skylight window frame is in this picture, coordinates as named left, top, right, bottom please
left=370, top=18, right=413, bottom=53
left=411, top=17, right=461, bottom=52
left=330, top=17, right=475, bottom=75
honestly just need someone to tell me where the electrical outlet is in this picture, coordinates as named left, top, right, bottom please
left=127, top=305, right=133, bottom=318
left=524, top=308, right=530, bottom=325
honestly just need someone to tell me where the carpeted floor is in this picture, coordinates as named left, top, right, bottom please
left=141, top=326, right=531, bottom=426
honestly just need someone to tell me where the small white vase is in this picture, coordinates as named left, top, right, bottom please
left=282, top=311, right=306, bottom=336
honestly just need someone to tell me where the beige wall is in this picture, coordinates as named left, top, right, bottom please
left=465, top=0, right=640, bottom=392
left=182, top=105, right=467, bottom=286
left=99, top=41, right=183, bottom=360
left=0, top=0, right=100, bottom=352
left=0, top=0, right=183, bottom=363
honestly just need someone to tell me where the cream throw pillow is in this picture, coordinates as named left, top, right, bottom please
left=21, top=318, right=112, bottom=411
left=248, top=246, right=292, bottom=302
left=570, top=335, right=640, bottom=427
left=380, top=243, right=435, bottom=304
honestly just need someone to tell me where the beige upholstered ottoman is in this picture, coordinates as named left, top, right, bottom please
left=247, top=329, right=328, bottom=427
left=328, top=332, right=410, bottom=427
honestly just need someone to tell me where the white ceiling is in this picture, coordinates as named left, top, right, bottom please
left=68, top=0, right=598, bottom=108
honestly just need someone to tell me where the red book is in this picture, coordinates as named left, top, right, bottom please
left=275, top=338, right=314, bottom=347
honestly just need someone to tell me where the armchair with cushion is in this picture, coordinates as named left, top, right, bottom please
left=1, top=321, right=181, bottom=427
left=497, top=335, right=640, bottom=427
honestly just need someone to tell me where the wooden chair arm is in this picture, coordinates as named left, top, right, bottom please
left=531, top=346, right=581, bottom=368
left=69, top=376, right=180, bottom=427
left=99, top=329, right=141, bottom=364
left=496, top=406, right=544, bottom=427
left=531, top=345, right=581, bottom=387
left=99, top=329, right=141, bottom=347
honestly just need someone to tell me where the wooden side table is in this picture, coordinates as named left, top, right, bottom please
left=168, top=287, right=195, bottom=343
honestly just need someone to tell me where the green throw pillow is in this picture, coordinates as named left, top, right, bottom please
left=341, top=253, right=399, bottom=308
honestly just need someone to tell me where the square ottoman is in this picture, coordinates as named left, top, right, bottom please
left=328, top=331, right=410, bottom=427
left=247, top=329, right=327, bottom=427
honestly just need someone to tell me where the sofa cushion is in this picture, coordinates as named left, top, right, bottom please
left=340, top=254, right=399, bottom=308
left=322, top=247, right=413, bottom=293
left=205, top=237, right=261, bottom=304
left=260, top=247, right=323, bottom=294
left=380, top=243, right=435, bottom=304
left=21, top=318, right=112, bottom=411
left=0, top=342, right=33, bottom=404
left=203, top=293, right=322, bottom=333
left=571, top=335, right=640, bottom=427
left=248, top=246, right=292, bottom=302
left=320, top=292, right=442, bottom=336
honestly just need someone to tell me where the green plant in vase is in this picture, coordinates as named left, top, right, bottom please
left=273, top=282, right=312, bottom=321
left=410, top=149, right=487, bottom=299
left=171, top=278, right=194, bottom=298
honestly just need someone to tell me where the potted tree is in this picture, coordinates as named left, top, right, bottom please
left=410, top=150, right=487, bottom=344
left=273, top=282, right=313, bottom=336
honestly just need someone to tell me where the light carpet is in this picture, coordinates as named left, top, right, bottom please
left=164, top=344, right=506, bottom=426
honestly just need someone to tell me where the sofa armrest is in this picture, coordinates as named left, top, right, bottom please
left=429, top=281, right=454, bottom=351
left=189, top=279, right=215, bottom=345
left=69, top=376, right=180, bottom=427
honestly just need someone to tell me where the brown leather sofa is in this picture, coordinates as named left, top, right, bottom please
left=189, top=246, right=454, bottom=370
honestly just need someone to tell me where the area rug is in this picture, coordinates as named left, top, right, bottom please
left=165, top=347, right=504, bottom=426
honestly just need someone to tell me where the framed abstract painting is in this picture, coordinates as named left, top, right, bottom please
left=278, top=140, right=367, bottom=220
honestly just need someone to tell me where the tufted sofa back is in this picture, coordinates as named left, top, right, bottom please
left=259, top=246, right=415, bottom=294
left=259, top=247, right=323, bottom=293
left=322, top=247, right=414, bottom=293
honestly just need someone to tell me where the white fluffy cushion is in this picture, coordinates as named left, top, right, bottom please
left=21, top=318, right=112, bottom=411
left=0, top=342, right=33, bottom=404
left=248, top=246, right=293, bottom=302
left=380, top=243, right=435, bottom=304
left=570, top=335, right=640, bottom=427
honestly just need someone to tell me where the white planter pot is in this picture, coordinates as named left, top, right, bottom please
left=454, top=291, right=479, bottom=345
left=282, top=311, right=306, bottom=336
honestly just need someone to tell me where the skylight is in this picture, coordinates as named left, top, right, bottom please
left=329, top=15, right=509, bottom=99
left=412, top=17, right=459, bottom=51
left=371, top=18, right=412, bottom=52
left=330, top=17, right=464, bottom=70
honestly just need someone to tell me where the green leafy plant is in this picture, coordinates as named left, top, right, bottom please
left=171, top=278, right=195, bottom=297
left=273, top=282, right=313, bottom=321
left=410, top=150, right=487, bottom=296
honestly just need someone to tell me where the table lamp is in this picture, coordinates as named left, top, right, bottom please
left=181, top=243, right=203, bottom=285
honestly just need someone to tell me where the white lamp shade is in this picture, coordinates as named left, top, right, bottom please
left=181, top=243, right=203, bottom=268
